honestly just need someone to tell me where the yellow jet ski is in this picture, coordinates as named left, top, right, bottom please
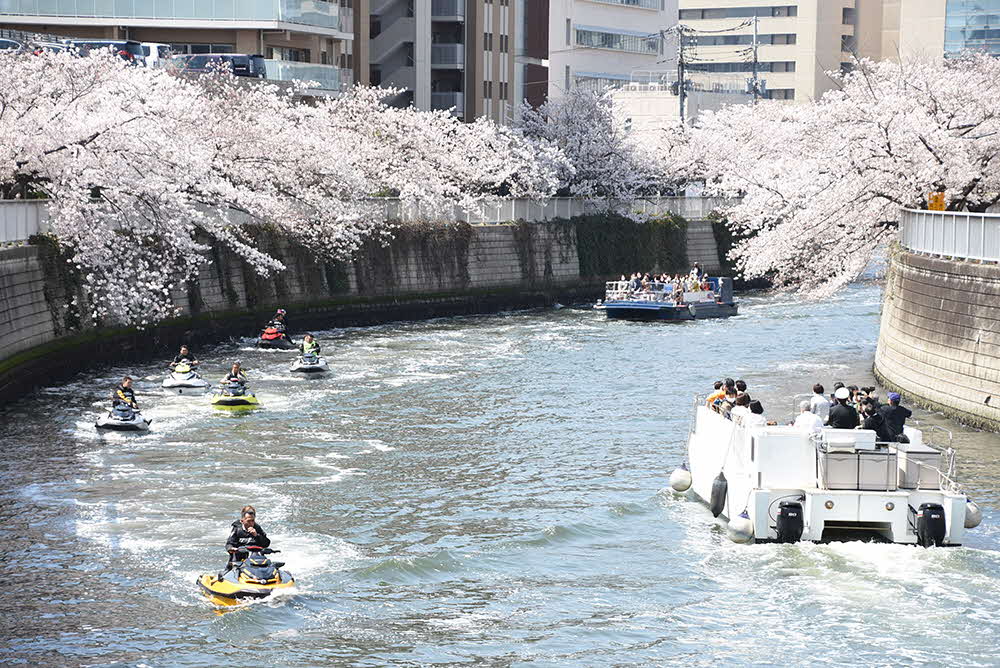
left=198, top=546, right=295, bottom=606
left=210, top=380, right=261, bottom=410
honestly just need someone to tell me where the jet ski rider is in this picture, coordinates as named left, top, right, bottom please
left=226, top=505, right=270, bottom=552
left=221, top=361, right=247, bottom=386
left=300, top=333, right=321, bottom=356
left=112, top=376, right=139, bottom=408
left=269, top=309, right=288, bottom=333
left=169, top=344, right=199, bottom=369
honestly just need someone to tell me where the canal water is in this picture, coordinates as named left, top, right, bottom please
left=2, top=283, right=999, bottom=666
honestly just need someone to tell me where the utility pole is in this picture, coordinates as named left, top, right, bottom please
left=676, top=26, right=688, bottom=124
left=750, top=15, right=760, bottom=104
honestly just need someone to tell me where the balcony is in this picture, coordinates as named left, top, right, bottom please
left=431, top=0, right=464, bottom=20
left=264, top=60, right=349, bottom=93
left=0, top=0, right=346, bottom=34
left=431, top=43, right=464, bottom=68
left=431, top=91, right=464, bottom=115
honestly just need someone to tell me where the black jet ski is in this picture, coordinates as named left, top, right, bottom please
left=95, top=403, right=151, bottom=431
left=257, top=325, right=296, bottom=350
left=197, top=546, right=295, bottom=606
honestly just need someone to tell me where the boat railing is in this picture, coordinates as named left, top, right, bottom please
left=603, top=280, right=718, bottom=303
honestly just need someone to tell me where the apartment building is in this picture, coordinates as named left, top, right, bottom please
left=884, top=0, right=998, bottom=61
left=676, top=1, right=883, bottom=103
left=0, top=0, right=362, bottom=94
left=547, top=0, right=679, bottom=98
left=368, top=0, right=543, bottom=123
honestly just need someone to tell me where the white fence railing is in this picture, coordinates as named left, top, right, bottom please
left=0, top=196, right=734, bottom=244
left=0, top=201, right=48, bottom=244
left=899, top=208, right=1000, bottom=262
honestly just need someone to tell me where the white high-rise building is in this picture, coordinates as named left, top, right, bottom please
left=548, top=0, right=679, bottom=99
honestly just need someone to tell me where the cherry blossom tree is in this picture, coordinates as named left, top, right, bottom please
left=693, top=54, right=1000, bottom=294
left=517, top=87, right=672, bottom=203
left=0, top=51, right=563, bottom=324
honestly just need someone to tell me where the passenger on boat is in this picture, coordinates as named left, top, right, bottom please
left=746, top=400, right=769, bottom=427
left=706, top=380, right=726, bottom=408
left=859, top=398, right=895, bottom=442
left=691, top=263, right=703, bottom=279
left=735, top=379, right=749, bottom=401
left=795, top=400, right=824, bottom=433
left=827, top=386, right=860, bottom=429
left=878, top=392, right=912, bottom=440
left=730, top=393, right=752, bottom=424
left=809, top=383, right=830, bottom=421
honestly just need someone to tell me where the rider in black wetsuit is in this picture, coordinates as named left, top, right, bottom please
left=221, top=506, right=271, bottom=576
left=170, top=345, right=199, bottom=369
left=112, top=376, right=139, bottom=408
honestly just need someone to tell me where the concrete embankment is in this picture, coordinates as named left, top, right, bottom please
left=875, top=248, right=1000, bottom=430
left=0, top=215, right=717, bottom=401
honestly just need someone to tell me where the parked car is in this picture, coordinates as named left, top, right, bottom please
left=141, top=42, right=173, bottom=68
left=170, top=53, right=266, bottom=78
left=0, top=38, right=24, bottom=52
left=66, top=39, right=145, bottom=64
left=29, top=41, right=70, bottom=55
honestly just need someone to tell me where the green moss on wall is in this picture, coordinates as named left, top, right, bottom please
left=574, top=213, right=688, bottom=279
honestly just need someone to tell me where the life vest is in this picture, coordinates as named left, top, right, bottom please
left=261, top=326, right=283, bottom=341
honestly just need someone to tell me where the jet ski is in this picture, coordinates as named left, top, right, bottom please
left=95, top=403, right=151, bottom=431
left=197, top=546, right=295, bottom=606
left=290, top=352, right=329, bottom=373
left=162, top=362, right=211, bottom=395
left=257, top=326, right=296, bottom=350
left=210, top=381, right=261, bottom=410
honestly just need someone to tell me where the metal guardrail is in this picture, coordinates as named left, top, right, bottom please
left=899, top=208, right=1000, bottom=262
left=431, top=0, right=465, bottom=18
left=0, top=196, right=734, bottom=243
left=264, top=60, right=348, bottom=91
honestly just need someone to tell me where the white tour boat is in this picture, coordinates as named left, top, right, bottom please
left=670, top=401, right=982, bottom=546
left=594, top=278, right=738, bottom=321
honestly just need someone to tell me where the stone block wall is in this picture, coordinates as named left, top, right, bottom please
left=0, top=246, right=55, bottom=366
left=875, top=249, right=1000, bottom=430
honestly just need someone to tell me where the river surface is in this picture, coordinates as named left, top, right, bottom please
left=2, top=283, right=1000, bottom=667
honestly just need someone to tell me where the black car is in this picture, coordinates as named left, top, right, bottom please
left=67, top=39, right=145, bottom=64
left=171, top=53, right=266, bottom=78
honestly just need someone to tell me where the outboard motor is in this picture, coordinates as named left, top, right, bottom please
left=775, top=501, right=804, bottom=543
left=916, top=503, right=946, bottom=547
left=709, top=471, right=728, bottom=518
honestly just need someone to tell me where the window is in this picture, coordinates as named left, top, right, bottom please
left=500, top=35, right=508, bottom=52
left=679, top=6, right=798, bottom=20
left=841, top=34, right=857, bottom=53
left=766, top=88, right=795, bottom=100
left=484, top=32, right=493, bottom=50
left=697, top=33, right=797, bottom=46
left=566, top=19, right=571, bottom=46
left=843, top=7, right=856, bottom=25
left=170, top=43, right=235, bottom=55
left=575, top=28, right=659, bottom=54
left=687, top=61, right=795, bottom=73
left=565, top=64, right=570, bottom=90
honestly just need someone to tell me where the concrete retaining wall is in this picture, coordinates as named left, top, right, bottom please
left=874, top=249, right=1000, bottom=430
left=0, top=246, right=55, bottom=360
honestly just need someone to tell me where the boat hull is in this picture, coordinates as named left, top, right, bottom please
left=685, top=406, right=967, bottom=545
left=605, top=301, right=738, bottom=321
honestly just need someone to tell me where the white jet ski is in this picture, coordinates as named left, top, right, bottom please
left=162, top=362, right=211, bottom=395
left=95, top=404, right=151, bottom=432
left=290, top=352, right=329, bottom=374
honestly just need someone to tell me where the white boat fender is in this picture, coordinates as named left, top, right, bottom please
left=728, top=510, right=754, bottom=544
left=916, top=503, right=947, bottom=547
left=669, top=463, right=692, bottom=492
left=965, top=499, right=983, bottom=529
left=709, top=471, right=727, bottom=518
